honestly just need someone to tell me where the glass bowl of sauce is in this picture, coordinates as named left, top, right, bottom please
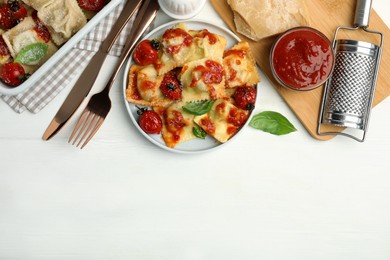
left=270, top=27, right=335, bottom=91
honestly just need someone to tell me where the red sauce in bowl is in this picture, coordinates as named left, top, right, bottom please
left=271, top=27, right=334, bottom=90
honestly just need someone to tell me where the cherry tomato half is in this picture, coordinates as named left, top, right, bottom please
left=0, top=1, right=27, bottom=30
left=0, top=62, right=27, bottom=87
left=0, top=4, right=14, bottom=30
left=133, top=40, right=159, bottom=66
left=160, top=70, right=182, bottom=100
left=139, top=110, right=163, bottom=135
left=77, top=0, right=107, bottom=12
left=234, top=86, right=257, bottom=110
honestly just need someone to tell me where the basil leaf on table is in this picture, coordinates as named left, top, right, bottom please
left=249, top=111, right=297, bottom=135
left=183, top=100, right=214, bottom=115
left=15, top=43, right=48, bottom=65
left=193, top=125, right=207, bottom=139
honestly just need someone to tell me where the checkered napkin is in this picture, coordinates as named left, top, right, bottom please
left=1, top=0, right=139, bottom=113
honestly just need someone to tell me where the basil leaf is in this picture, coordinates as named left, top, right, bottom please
left=193, top=125, right=207, bottom=139
left=249, top=111, right=297, bottom=135
left=183, top=100, right=214, bottom=115
left=15, top=43, right=48, bottom=65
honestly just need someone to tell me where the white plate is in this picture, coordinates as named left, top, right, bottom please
left=122, top=20, right=258, bottom=154
left=0, top=0, right=122, bottom=96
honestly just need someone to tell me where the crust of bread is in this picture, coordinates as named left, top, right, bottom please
left=228, top=0, right=309, bottom=41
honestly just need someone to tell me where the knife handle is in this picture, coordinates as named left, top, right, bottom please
left=104, top=0, right=160, bottom=91
left=100, top=0, right=143, bottom=52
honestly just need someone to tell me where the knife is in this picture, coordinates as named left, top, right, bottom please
left=42, top=0, right=143, bottom=140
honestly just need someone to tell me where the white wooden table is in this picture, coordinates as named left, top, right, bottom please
left=1, top=1, right=390, bottom=259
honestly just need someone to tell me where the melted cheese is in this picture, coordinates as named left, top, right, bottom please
left=154, top=102, right=196, bottom=148
left=223, top=41, right=260, bottom=88
left=194, top=99, right=249, bottom=143
left=180, top=58, right=225, bottom=102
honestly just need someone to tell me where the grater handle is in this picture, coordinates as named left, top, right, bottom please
left=354, top=0, right=373, bottom=28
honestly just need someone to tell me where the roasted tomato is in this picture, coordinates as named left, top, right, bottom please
left=9, top=0, right=27, bottom=23
left=0, top=4, right=13, bottom=29
left=233, top=86, right=256, bottom=110
left=0, top=62, right=28, bottom=87
left=0, top=1, right=27, bottom=29
left=138, top=108, right=163, bottom=135
left=77, top=0, right=107, bottom=12
left=160, top=70, right=181, bottom=100
left=133, top=40, right=159, bottom=66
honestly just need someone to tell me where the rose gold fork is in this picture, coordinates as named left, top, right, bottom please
left=69, top=0, right=159, bottom=149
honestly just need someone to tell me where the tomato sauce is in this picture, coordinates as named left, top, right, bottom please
left=162, top=28, right=192, bottom=55
left=190, top=60, right=223, bottom=98
left=166, top=110, right=186, bottom=142
left=0, top=37, right=10, bottom=56
left=32, top=11, right=51, bottom=42
left=223, top=49, right=245, bottom=59
left=196, top=29, right=218, bottom=45
left=201, top=117, right=215, bottom=135
left=129, top=72, right=141, bottom=100
left=228, top=108, right=248, bottom=127
left=271, top=27, right=334, bottom=90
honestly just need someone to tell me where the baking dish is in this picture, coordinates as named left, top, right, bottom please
left=0, top=0, right=122, bottom=96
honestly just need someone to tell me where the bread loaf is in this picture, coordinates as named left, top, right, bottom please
left=227, top=0, right=309, bottom=41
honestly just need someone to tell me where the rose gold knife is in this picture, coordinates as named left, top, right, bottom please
left=42, top=0, right=143, bottom=140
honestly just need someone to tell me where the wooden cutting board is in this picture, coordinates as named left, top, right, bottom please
left=211, top=0, right=390, bottom=140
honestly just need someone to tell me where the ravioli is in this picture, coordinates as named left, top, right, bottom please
left=22, top=0, right=87, bottom=45
left=154, top=102, right=196, bottom=148
left=194, top=99, right=249, bottom=143
left=157, top=24, right=195, bottom=75
left=126, top=23, right=261, bottom=149
left=188, top=29, right=227, bottom=61
left=223, top=41, right=260, bottom=88
left=126, top=64, right=172, bottom=107
left=180, top=58, right=225, bottom=102
left=2, top=17, right=58, bottom=72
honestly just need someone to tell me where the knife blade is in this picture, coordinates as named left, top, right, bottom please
left=42, top=0, right=143, bottom=141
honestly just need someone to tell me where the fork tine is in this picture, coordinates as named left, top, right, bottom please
left=80, top=117, right=105, bottom=149
left=73, top=111, right=93, bottom=146
left=68, top=109, right=90, bottom=144
left=76, top=113, right=99, bottom=148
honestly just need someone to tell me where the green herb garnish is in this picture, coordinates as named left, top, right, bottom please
left=249, top=111, right=297, bottom=135
left=15, top=43, right=48, bottom=65
left=193, top=125, right=207, bottom=139
left=183, top=100, right=214, bottom=116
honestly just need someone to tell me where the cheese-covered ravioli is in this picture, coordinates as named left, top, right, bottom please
left=154, top=102, right=196, bottom=148
left=194, top=99, right=249, bottom=143
left=126, top=64, right=172, bottom=107
left=188, top=29, right=227, bottom=61
left=223, top=41, right=260, bottom=88
left=2, top=17, right=58, bottom=72
left=158, top=24, right=195, bottom=75
left=180, top=58, right=225, bottom=102
left=22, top=0, right=87, bottom=45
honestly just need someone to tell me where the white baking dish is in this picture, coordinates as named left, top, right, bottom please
left=0, top=0, right=122, bottom=96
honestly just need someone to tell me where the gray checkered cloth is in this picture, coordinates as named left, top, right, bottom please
left=1, top=1, right=138, bottom=113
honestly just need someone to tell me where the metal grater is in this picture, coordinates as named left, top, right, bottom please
left=318, top=0, right=383, bottom=142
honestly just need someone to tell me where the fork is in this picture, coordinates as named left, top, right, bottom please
left=68, top=0, right=159, bottom=148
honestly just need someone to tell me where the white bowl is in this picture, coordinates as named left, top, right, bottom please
left=158, top=0, right=206, bottom=19
left=0, top=0, right=122, bottom=96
